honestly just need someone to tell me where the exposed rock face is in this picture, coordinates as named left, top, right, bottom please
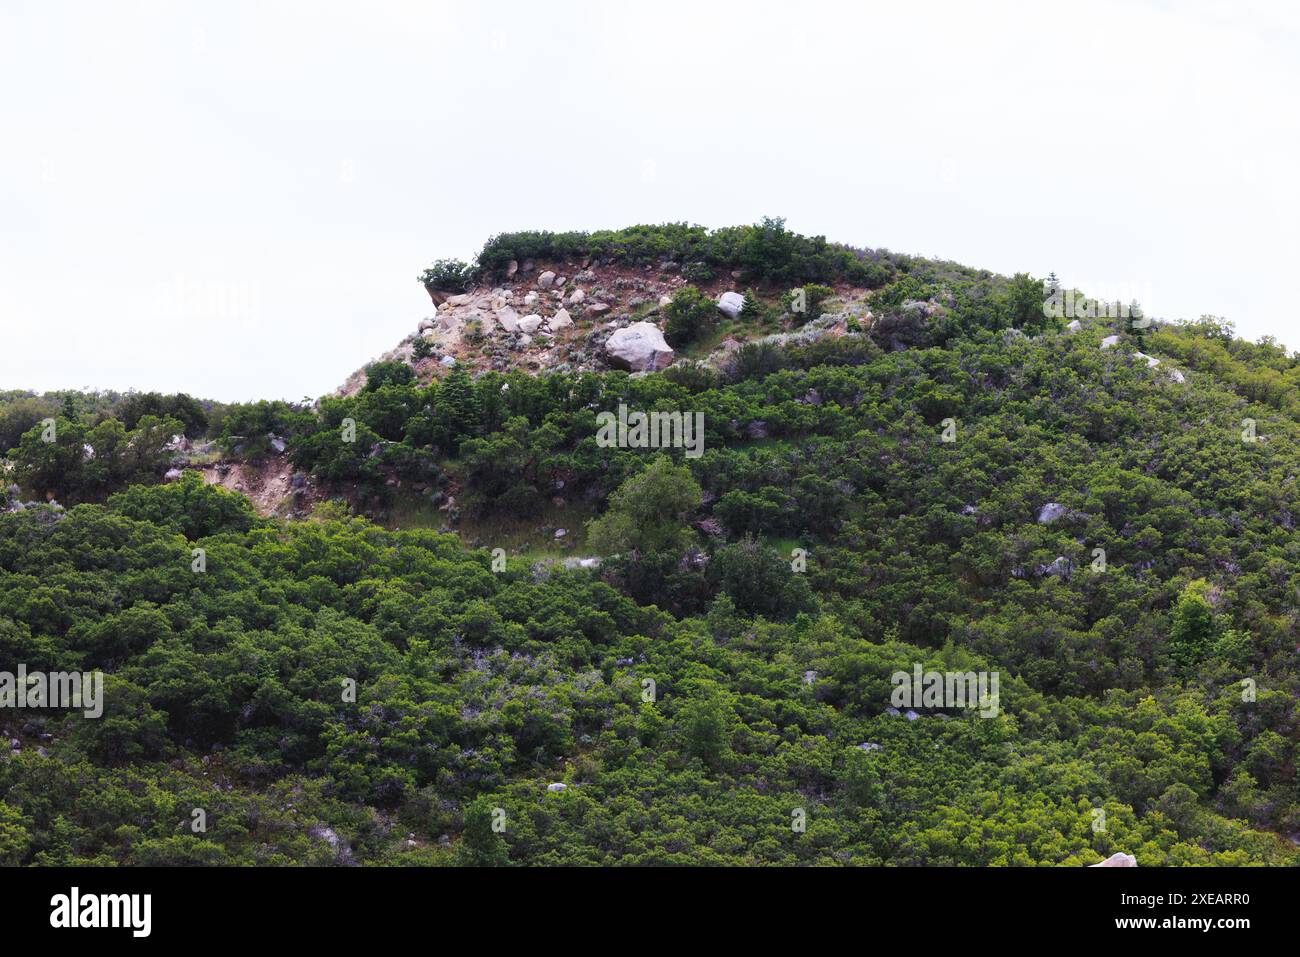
left=1037, top=556, right=1073, bottom=579
left=604, top=321, right=675, bottom=372
left=1089, top=852, right=1138, bottom=867
left=1037, top=502, right=1070, bottom=524
left=717, top=290, right=746, bottom=318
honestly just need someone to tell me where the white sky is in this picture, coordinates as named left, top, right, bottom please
left=2, top=0, right=1298, bottom=402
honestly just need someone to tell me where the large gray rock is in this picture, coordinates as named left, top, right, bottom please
left=604, top=321, right=675, bottom=372
left=717, top=290, right=746, bottom=319
left=495, top=307, right=520, bottom=333
left=537, top=270, right=557, bottom=289
left=545, top=308, right=573, bottom=333
left=518, top=314, right=544, bottom=335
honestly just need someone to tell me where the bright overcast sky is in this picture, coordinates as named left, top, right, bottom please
left=2, top=0, right=1298, bottom=402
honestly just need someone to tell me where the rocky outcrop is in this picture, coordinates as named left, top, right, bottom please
left=1037, top=502, right=1070, bottom=524
left=604, top=321, right=675, bottom=372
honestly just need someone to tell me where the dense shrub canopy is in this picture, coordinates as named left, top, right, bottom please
left=2, top=240, right=1298, bottom=867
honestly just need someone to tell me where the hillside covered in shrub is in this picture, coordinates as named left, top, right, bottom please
left=1, top=223, right=1297, bottom=866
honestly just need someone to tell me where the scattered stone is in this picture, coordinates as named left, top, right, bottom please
left=440, top=356, right=456, bottom=367
left=546, top=308, right=573, bottom=333
left=856, top=742, right=882, bottom=752
left=537, top=270, right=557, bottom=289
left=164, top=468, right=183, bottom=481
left=1100, top=334, right=1121, bottom=349
left=547, top=782, right=567, bottom=792
left=1066, top=319, right=1082, bottom=332
left=1089, top=852, right=1138, bottom=868
left=518, top=314, right=543, bottom=335
left=506, top=260, right=518, bottom=278
left=568, top=288, right=585, bottom=305
left=554, top=528, right=567, bottom=539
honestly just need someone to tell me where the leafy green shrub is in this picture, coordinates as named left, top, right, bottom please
left=363, top=361, right=415, bottom=393
left=108, top=471, right=258, bottom=538
left=418, top=258, right=476, bottom=292
left=782, top=283, right=835, bottom=326
left=663, top=286, right=717, bottom=347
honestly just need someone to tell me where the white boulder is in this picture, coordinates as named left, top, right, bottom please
left=1037, top=503, right=1069, bottom=524
left=1100, top=334, right=1121, bottom=349
left=518, top=314, right=544, bottom=335
left=717, top=290, right=746, bottom=319
left=605, top=321, right=676, bottom=372
left=546, top=308, right=573, bottom=333
left=537, top=270, right=556, bottom=289
left=1088, top=852, right=1137, bottom=868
